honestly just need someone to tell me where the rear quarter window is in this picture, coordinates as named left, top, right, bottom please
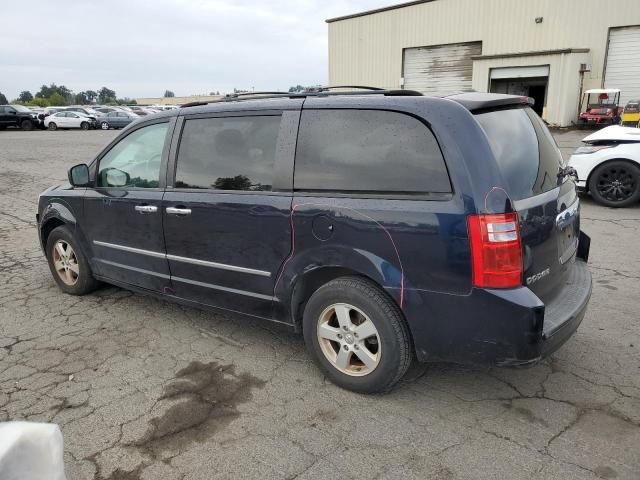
left=475, top=107, right=563, bottom=200
left=294, top=109, right=451, bottom=194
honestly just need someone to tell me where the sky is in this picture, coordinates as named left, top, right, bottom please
left=1, top=0, right=393, bottom=101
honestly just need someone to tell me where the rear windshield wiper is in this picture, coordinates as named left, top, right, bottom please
left=558, top=165, right=579, bottom=182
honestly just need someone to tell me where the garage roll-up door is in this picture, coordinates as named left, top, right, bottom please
left=403, top=42, right=482, bottom=95
left=605, top=26, right=640, bottom=106
left=490, top=65, right=550, bottom=80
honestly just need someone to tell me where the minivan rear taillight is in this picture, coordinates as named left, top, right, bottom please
left=467, top=213, right=523, bottom=289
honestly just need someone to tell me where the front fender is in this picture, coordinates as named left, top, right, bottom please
left=38, top=197, right=91, bottom=259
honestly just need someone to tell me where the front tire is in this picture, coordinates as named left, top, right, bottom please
left=303, top=277, right=412, bottom=394
left=100, top=121, right=109, bottom=130
left=21, top=119, right=34, bottom=131
left=80, top=121, right=89, bottom=130
left=588, top=160, right=640, bottom=207
left=45, top=226, right=99, bottom=295
left=48, top=122, right=57, bottom=131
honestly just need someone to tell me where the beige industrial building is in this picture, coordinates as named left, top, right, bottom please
left=327, top=0, right=640, bottom=126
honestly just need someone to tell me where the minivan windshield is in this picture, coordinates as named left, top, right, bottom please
left=475, top=107, right=564, bottom=200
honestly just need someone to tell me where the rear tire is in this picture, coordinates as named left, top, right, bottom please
left=80, top=122, right=89, bottom=130
left=100, top=122, right=109, bottom=130
left=588, top=160, right=640, bottom=207
left=21, top=119, right=34, bottom=131
left=45, top=226, right=99, bottom=295
left=303, top=276, right=412, bottom=394
left=48, top=123, right=57, bottom=131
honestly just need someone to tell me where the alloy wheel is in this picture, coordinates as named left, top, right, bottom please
left=317, top=303, right=381, bottom=376
left=101, top=122, right=109, bottom=130
left=596, top=166, right=637, bottom=203
left=52, top=240, right=79, bottom=286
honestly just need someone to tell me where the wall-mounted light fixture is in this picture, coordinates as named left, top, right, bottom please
left=535, top=17, right=543, bottom=24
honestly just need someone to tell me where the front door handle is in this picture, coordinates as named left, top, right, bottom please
left=166, top=207, right=192, bottom=216
left=134, top=205, right=158, bottom=214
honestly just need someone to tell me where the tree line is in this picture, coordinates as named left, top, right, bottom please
left=0, top=84, right=137, bottom=107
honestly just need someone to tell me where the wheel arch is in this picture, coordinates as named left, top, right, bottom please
left=287, top=267, right=414, bottom=355
left=39, top=200, right=79, bottom=251
left=586, top=157, right=640, bottom=192
left=40, top=217, right=66, bottom=250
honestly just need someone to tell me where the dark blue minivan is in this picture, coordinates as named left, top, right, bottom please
left=37, top=89, right=592, bottom=393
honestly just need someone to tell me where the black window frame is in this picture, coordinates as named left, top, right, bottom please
left=292, top=108, right=453, bottom=201
left=166, top=110, right=299, bottom=195
left=90, top=117, right=176, bottom=191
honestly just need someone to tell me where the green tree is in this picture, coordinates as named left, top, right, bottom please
left=86, top=90, right=98, bottom=103
left=163, top=90, right=175, bottom=98
left=288, top=85, right=305, bottom=93
left=28, top=97, right=49, bottom=107
left=116, top=97, right=136, bottom=105
left=98, top=87, right=116, bottom=104
left=18, top=91, right=33, bottom=102
left=0, top=92, right=8, bottom=104
left=48, top=92, right=66, bottom=106
left=75, top=92, right=88, bottom=104
left=36, top=83, right=71, bottom=100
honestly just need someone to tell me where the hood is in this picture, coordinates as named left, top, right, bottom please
left=582, top=125, right=640, bottom=143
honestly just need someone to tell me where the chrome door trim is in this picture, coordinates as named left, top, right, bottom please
left=93, top=240, right=166, bottom=259
left=96, top=259, right=171, bottom=279
left=171, top=275, right=276, bottom=301
left=166, top=254, right=271, bottom=277
left=93, top=240, right=271, bottom=277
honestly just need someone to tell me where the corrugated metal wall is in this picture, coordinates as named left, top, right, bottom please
left=604, top=26, right=640, bottom=106
left=328, top=0, right=640, bottom=92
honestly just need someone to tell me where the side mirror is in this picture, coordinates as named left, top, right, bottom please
left=68, top=164, right=90, bottom=187
left=104, top=168, right=130, bottom=187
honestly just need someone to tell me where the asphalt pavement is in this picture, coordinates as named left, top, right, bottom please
left=0, top=128, right=638, bottom=479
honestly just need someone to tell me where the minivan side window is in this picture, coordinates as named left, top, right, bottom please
left=294, top=110, right=451, bottom=193
left=175, top=115, right=281, bottom=191
left=97, top=122, right=168, bottom=188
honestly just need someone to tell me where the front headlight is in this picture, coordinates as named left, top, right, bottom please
left=573, top=145, right=614, bottom=155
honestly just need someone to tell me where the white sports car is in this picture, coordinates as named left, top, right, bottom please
left=568, top=126, right=640, bottom=207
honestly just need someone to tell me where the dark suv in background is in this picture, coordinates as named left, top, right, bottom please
left=0, top=104, right=39, bottom=130
left=37, top=88, right=592, bottom=393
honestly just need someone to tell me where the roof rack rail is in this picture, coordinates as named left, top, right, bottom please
left=223, top=91, right=291, bottom=101
left=180, top=87, right=423, bottom=108
left=305, top=85, right=385, bottom=92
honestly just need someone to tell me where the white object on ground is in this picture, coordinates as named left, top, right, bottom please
left=0, top=422, right=66, bottom=480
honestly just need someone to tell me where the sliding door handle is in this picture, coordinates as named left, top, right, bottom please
left=166, top=207, right=192, bottom=216
left=134, top=205, right=158, bottom=214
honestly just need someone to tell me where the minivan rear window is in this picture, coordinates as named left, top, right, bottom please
left=475, top=107, right=563, bottom=200
left=294, top=109, right=451, bottom=194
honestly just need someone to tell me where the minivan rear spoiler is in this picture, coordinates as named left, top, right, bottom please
left=447, top=93, right=534, bottom=113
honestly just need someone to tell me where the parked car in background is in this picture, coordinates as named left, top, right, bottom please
left=128, top=106, right=157, bottom=116
left=44, top=111, right=95, bottom=130
left=569, top=125, right=640, bottom=207
left=37, top=90, right=592, bottom=393
left=65, top=106, right=103, bottom=119
left=0, top=104, right=39, bottom=130
left=93, top=107, right=120, bottom=115
left=97, top=111, right=138, bottom=130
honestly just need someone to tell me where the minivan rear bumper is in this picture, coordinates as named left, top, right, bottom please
left=404, top=259, right=591, bottom=366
